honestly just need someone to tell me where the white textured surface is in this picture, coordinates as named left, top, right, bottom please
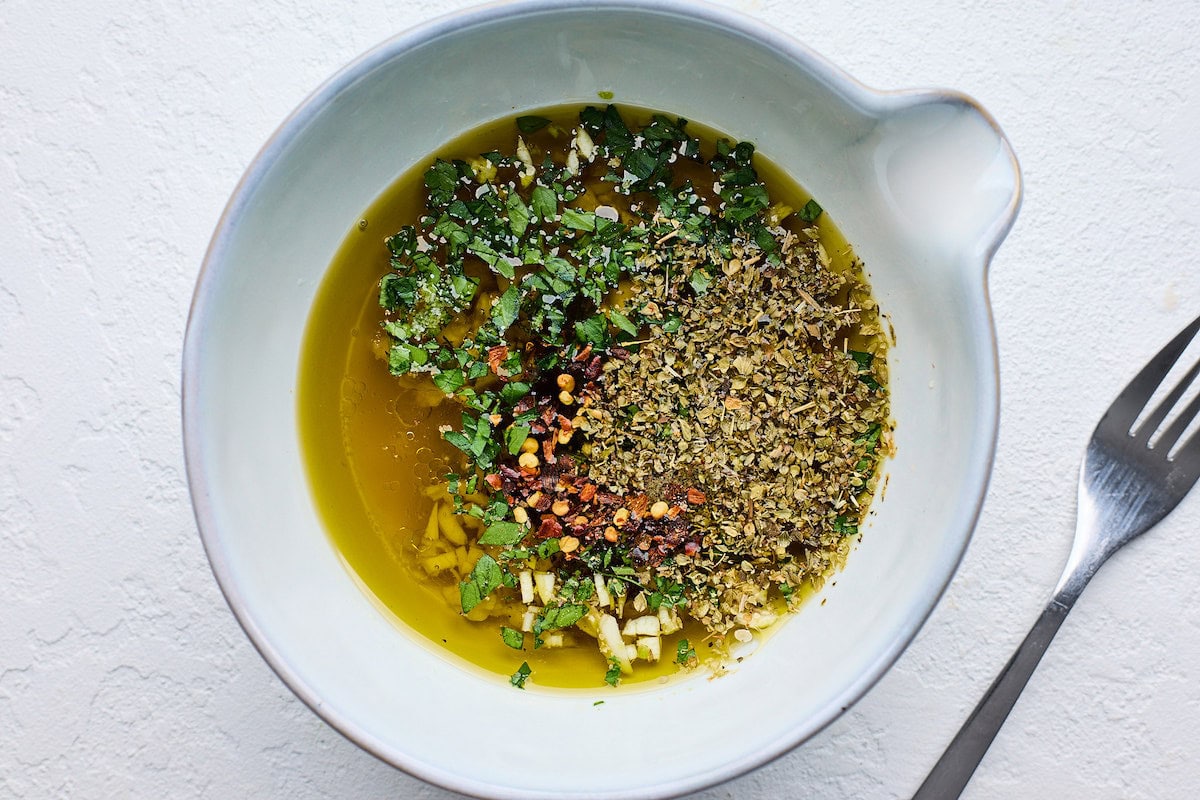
left=2, top=1, right=1198, bottom=797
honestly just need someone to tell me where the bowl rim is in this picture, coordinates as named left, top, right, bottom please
left=181, top=1, right=1022, bottom=797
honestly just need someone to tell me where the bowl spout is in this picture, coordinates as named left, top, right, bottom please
left=872, top=94, right=1021, bottom=260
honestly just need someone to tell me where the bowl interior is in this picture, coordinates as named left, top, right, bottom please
left=185, top=4, right=1018, bottom=798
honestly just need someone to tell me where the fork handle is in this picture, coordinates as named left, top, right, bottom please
left=911, top=596, right=1074, bottom=799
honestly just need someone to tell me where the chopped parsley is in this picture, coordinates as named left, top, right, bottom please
left=832, top=515, right=859, bottom=536
left=647, top=577, right=686, bottom=610
left=515, top=115, right=551, bottom=133
left=501, top=627, right=525, bottom=650
left=477, top=521, right=527, bottom=547
left=510, top=661, right=532, bottom=689
left=604, top=658, right=622, bottom=687
left=459, top=554, right=502, bottom=614
left=534, top=603, right=588, bottom=633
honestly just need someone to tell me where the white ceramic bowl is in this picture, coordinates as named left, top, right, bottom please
left=183, top=2, right=1021, bottom=797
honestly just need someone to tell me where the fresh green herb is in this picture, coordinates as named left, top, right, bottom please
left=856, top=423, right=882, bottom=451
left=574, top=313, right=610, bottom=347
left=648, top=577, right=686, bottom=610
left=506, top=192, right=531, bottom=237
left=833, top=515, right=859, bottom=536
left=534, top=603, right=588, bottom=633
left=423, top=160, right=459, bottom=206
left=847, top=351, right=882, bottom=390
left=501, top=627, right=524, bottom=649
left=492, top=286, right=520, bottom=333
left=510, top=661, right=532, bottom=689
left=530, top=185, right=557, bottom=220
left=478, top=521, right=528, bottom=547
left=604, top=657, right=622, bottom=687
left=459, top=554, right=503, bottom=614
left=500, top=381, right=532, bottom=405
left=558, top=576, right=596, bottom=603
left=676, top=639, right=696, bottom=664
left=516, top=115, right=551, bottom=133
left=560, top=208, right=597, bottom=231
left=505, top=423, right=531, bottom=456
left=799, top=198, right=823, bottom=222
left=608, top=309, right=639, bottom=337
left=581, top=105, right=633, bottom=158
left=499, top=546, right=535, bottom=562
left=848, top=350, right=874, bottom=371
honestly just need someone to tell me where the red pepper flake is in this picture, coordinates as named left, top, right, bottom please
left=537, top=516, right=563, bottom=539
left=513, top=395, right=536, bottom=415
left=487, top=344, right=509, bottom=376
left=484, top=474, right=503, bottom=491
left=686, top=488, right=707, bottom=505
left=626, top=493, right=649, bottom=519
left=579, top=483, right=597, bottom=503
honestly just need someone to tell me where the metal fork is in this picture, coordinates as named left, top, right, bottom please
left=914, top=314, right=1200, bottom=799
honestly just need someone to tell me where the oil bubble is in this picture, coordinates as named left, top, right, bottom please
left=340, top=377, right=366, bottom=405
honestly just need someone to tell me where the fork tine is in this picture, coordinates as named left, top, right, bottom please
left=1170, top=424, right=1200, bottom=477
left=1133, top=359, right=1200, bottom=439
left=1154, top=382, right=1200, bottom=455
left=1099, top=314, right=1200, bottom=435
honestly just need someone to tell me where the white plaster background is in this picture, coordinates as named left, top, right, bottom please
left=3, top=0, right=1200, bottom=797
